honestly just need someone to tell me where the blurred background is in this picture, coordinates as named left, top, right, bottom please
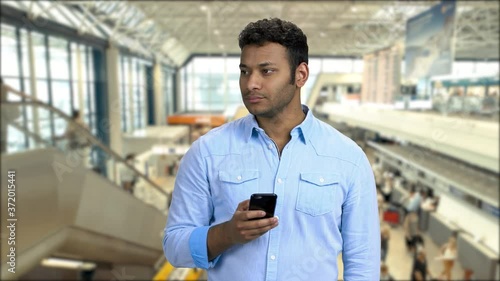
left=0, top=1, right=498, bottom=280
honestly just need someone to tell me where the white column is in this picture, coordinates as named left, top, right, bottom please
left=106, top=44, right=122, bottom=155
left=128, top=57, right=134, bottom=132
left=27, top=32, right=40, bottom=147
left=76, top=45, right=84, bottom=118
left=153, top=61, right=164, bottom=125
left=176, top=70, right=183, bottom=112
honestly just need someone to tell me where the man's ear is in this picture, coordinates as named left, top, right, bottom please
left=295, top=62, right=309, bottom=88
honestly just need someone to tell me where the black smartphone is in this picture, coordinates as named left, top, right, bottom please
left=249, top=193, right=277, bottom=220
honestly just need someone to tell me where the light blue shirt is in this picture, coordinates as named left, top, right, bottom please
left=163, top=105, right=380, bottom=281
left=406, top=192, right=422, bottom=213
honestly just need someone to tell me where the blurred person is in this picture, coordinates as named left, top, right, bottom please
left=120, top=153, right=137, bottom=194
left=447, top=89, right=464, bottom=113
left=404, top=211, right=420, bottom=254
left=404, top=185, right=422, bottom=217
left=381, top=172, right=393, bottom=203
left=372, top=157, right=384, bottom=189
left=420, top=189, right=437, bottom=212
left=436, top=235, right=458, bottom=281
left=380, top=263, right=395, bottom=281
left=432, top=88, right=449, bottom=114
left=163, top=18, right=380, bottom=281
left=482, top=90, right=499, bottom=114
left=380, top=223, right=391, bottom=262
left=377, top=189, right=385, bottom=221
left=54, top=110, right=92, bottom=168
left=1, top=77, right=40, bottom=153
left=411, top=249, right=433, bottom=281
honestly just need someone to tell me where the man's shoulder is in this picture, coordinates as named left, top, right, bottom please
left=194, top=116, right=250, bottom=154
left=309, top=117, right=364, bottom=161
left=203, top=115, right=248, bottom=139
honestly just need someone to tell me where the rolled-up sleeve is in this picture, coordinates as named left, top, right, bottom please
left=163, top=140, right=220, bottom=269
left=341, top=151, right=380, bottom=280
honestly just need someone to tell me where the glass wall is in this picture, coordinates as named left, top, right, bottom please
left=118, top=54, right=151, bottom=132
left=49, top=36, right=71, bottom=138
left=1, top=24, right=27, bottom=152
left=163, top=66, right=175, bottom=118
left=1, top=23, right=99, bottom=153
left=180, top=57, right=239, bottom=112
left=179, top=54, right=500, bottom=114
left=179, top=56, right=364, bottom=112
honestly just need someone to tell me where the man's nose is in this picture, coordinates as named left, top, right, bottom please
left=245, top=72, right=262, bottom=91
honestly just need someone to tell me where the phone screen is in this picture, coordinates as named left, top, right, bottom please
left=249, top=193, right=277, bottom=220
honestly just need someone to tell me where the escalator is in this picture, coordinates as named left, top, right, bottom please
left=153, top=260, right=204, bottom=281
left=1, top=101, right=172, bottom=279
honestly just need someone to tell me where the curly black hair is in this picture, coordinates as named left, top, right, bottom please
left=238, top=18, right=308, bottom=84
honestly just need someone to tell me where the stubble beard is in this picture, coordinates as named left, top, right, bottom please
left=246, top=83, right=297, bottom=119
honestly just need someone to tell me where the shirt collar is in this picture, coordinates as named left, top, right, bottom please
left=244, top=104, right=314, bottom=144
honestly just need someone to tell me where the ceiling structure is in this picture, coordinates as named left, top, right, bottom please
left=4, top=1, right=499, bottom=66
left=130, top=0, right=499, bottom=65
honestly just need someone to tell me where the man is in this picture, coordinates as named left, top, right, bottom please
left=411, top=249, right=433, bottom=281
left=405, top=186, right=422, bottom=215
left=163, top=18, right=379, bottom=280
left=120, top=153, right=137, bottom=193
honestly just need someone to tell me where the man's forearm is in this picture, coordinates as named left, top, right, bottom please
left=207, top=222, right=234, bottom=261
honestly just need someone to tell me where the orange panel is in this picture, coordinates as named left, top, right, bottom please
left=167, top=115, right=226, bottom=127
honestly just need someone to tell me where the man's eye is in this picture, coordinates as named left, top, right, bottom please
left=240, top=70, right=249, bottom=75
left=263, top=69, right=274, bottom=74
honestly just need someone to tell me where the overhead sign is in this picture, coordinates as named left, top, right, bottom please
left=404, top=1, right=456, bottom=80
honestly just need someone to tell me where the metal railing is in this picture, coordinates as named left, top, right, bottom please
left=1, top=101, right=171, bottom=213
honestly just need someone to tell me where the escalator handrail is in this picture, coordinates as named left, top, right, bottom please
left=3, top=101, right=170, bottom=198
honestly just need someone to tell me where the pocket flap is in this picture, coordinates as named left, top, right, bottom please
left=300, top=173, right=339, bottom=186
left=219, top=170, right=259, bottom=184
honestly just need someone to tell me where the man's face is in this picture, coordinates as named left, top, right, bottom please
left=239, top=42, right=298, bottom=118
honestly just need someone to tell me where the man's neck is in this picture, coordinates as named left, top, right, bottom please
left=256, top=106, right=306, bottom=152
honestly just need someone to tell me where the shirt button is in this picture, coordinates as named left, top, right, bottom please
left=277, top=178, right=282, bottom=184
left=319, top=177, right=324, bottom=183
left=268, top=144, right=273, bottom=149
left=270, top=255, right=276, bottom=260
left=237, top=176, right=242, bottom=180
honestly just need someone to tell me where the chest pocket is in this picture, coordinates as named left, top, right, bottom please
left=219, top=169, right=259, bottom=185
left=218, top=170, right=259, bottom=210
left=296, top=173, right=339, bottom=216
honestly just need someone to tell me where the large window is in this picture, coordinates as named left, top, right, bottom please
left=118, top=55, right=150, bottom=132
left=50, top=36, right=71, bottom=137
left=162, top=66, right=175, bottom=122
left=181, top=57, right=241, bottom=112
left=1, top=23, right=101, bottom=154
left=119, top=55, right=129, bottom=132
left=1, top=24, right=30, bottom=152
left=179, top=56, right=365, bottom=112
left=133, top=58, right=146, bottom=129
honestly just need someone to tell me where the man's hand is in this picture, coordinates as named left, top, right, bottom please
left=207, top=199, right=279, bottom=260
left=224, top=199, right=279, bottom=244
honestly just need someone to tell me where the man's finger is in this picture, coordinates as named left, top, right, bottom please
left=245, top=210, right=267, bottom=220
left=237, top=199, right=250, bottom=211
left=241, top=218, right=279, bottom=237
